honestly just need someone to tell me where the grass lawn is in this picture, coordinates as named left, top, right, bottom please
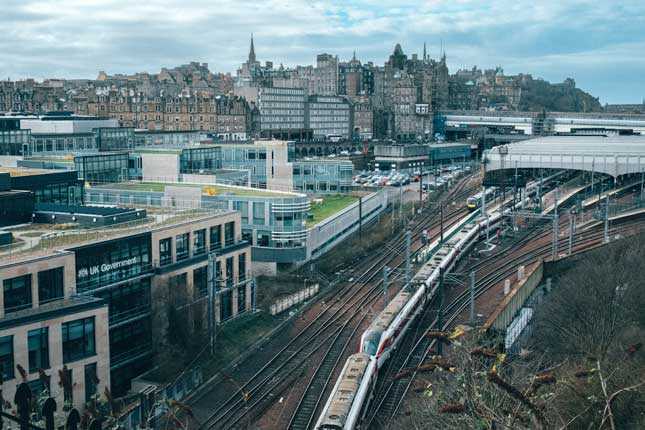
left=101, top=182, right=293, bottom=197
left=306, top=194, right=359, bottom=227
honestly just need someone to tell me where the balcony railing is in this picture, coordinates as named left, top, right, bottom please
left=109, top=303, right=151, bottom=326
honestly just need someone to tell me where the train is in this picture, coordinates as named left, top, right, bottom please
left=466, top=187, right=498, bottom=211
left=314, top=173, right=566, bottom=430
left=314, top=353, right=377, bottom=430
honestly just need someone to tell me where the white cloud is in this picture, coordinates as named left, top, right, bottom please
left=1, top=0, right=644, bottom=102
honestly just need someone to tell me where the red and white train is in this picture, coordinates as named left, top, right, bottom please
left=314, top=174, right=564, bottom=430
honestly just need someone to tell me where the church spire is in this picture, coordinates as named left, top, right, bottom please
left=423, top=42, right=427, bottom=61
left=248, top=34, right=256, bottom=63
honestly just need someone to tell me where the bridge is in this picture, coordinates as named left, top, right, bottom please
left=440, top=111, right=645, bottom=136
left=483, top=135, right=645, bottom=178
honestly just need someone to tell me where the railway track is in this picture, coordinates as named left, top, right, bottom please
left=364, top=213, right=645, bottom=429
left=195, top=176, right=478, bottom=430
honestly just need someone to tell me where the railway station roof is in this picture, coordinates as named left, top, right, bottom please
left=483, top=135, right=645, bottom=177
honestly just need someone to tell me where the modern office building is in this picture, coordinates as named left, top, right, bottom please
left=0, top=251, right=110, bottom=412
left=373, top=143, right=472, bottom=172
left=0, top=201, right=251, bottom=398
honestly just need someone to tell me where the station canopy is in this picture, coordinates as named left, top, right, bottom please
left=483, top=135, right=645, bottom=178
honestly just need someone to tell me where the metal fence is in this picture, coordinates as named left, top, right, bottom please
left=270, top=283, right=320, bottom=315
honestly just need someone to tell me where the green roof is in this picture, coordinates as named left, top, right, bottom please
left=102, top=182, right=297, bottom=198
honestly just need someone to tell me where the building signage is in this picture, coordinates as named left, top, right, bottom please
left=77, top=256, right=139, bottom=278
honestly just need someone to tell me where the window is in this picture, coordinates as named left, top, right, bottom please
left=226, top=257, right=234, bottom=288
left=224, top=222, right=235, bottom=247
left=253, top=202, right=265, bottom=225
left=194, top=266, right=208, bottom=297
left=3, top=274, right=32, bottom=313
left=28, top=328, right=49, bottom=372
left=238, top=285, right=246, bottom=313
left=176, top=233, right=189, bottom=261
left=85, top=363, right=98, bottom=402
left=159, top=238, right=172, bottom=265
left=220, top=290, right=232, bottom=321
left=0, top=336, right=14, bottom=381
left=238, top=253, right=247, bottom=283
left=210, top=225, right=222, bottom=250
left=193, top=229, right=206, bottom=255
left=38, top=267, right=64, bottom=304
left=62, top=317, right=95, bottom=363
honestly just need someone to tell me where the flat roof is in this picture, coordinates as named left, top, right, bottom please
left=487, top=135, right=645, bottom=154
left=0, top=206, right=236, bottom=264
left=0, top=167, right=60, bottom=177
left=0, top=295, right=106, bottom=330
left=101, top=181, right=300, bottom=198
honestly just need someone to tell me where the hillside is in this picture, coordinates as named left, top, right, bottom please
left=518, top=77, right=602, bottom=112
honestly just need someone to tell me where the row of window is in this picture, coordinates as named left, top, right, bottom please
left=193, top=252, right=247, bottom=296
left=3, top=267, right=64, bottom=314
left=0, top=316, right=95, bottom=381
left=158, top=222, right=235, bottom=266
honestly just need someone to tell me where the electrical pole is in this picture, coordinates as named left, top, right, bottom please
left=552, top=187, right=559, bottom=260
left=469, top=271, right=476, bottom=324
left=207, top=253, right=217, bottom=355
left=383, top=266, right=390, bottom=307
left=405, top=230, right=411, bottom=284
left=604, top=192, right=610, bottom=243
left=437, top=267, right=445, bottom=355
left=568, top=214, right=574, bottom=255
left=419, top=164, right=423, bottom=206
left=440, top=204, right=444, bottom=244
left=399, top=182, right=403, bottom=224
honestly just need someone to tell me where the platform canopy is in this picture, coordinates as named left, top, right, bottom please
left=483, top=135, right=645, bottom=178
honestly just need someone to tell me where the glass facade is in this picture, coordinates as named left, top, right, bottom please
left=109, top=319, right=151, bottom=367
left=11, top=171, right=82, bottom=205
left=0, top=129, right=31, bottom=156
left=95, top=278, right=151, bottom=325
left=3, top=274, right=32, bottom=313
left=38, top=267, right=64, bottom=304
left=74, top=153, right=129, bottom=184
left=28, top=328, right=49, bottom=372
left=292, top=161, right=353, bottom=193
left=95, top=127, right=134, bottom=151
left=180, top=147, right=222, bottom=173
left=31, top=133, right=96, bottom=154
left=62, top=317, right=96, bottom=363
left=74, top=233, right=152, bottom=293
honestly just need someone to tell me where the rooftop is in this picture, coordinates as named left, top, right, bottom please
left=101, top=181, right=300, bottom=198
left=0, top=295, right=106, bottom=330
left=306, top=194, right=360, bottom=227
left=0, top=206, right=234, bottom=265
left=0, top=167, right=60, bottom=177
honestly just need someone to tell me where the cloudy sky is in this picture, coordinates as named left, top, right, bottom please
left=3, top=0, right=644, bottom=104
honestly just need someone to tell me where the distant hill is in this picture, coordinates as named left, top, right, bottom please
left=518, top=77, right=602, bottom=112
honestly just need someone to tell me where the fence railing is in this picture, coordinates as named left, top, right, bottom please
left=270, top=283, right=320, bottom=315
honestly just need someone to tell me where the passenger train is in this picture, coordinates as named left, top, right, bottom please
left=466, top=187, right=498, bottom=211
left=314, top=173, right=565, bottom=430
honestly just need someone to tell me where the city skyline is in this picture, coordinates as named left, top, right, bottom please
left=2, top=0, right=644, bottom=104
